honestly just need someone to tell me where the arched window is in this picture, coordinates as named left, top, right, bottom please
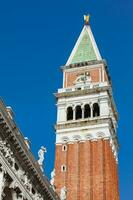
left=93, top=103, right=100, bottom=117
left=61, top=165, right=67, bottom=172
left=62, top=145, right=67, bottom=152
left=84, top=104, right=91, bottom=118
left=67, top=107, right=73, bottom=121
left=75, top=105, right=82, bottom=120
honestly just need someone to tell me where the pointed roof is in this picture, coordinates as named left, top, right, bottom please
left=66, top=23, right=102, bottom=66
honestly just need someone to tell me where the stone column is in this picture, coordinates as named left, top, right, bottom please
left=10, top=181, right=23, bottom=200
left=90, top=104, right=93, bottom=118
left=82, top=105, right=84, bottom=119
left=11, top=189, right=17, bottom=200
left=0, top=169, right=5, bottom=200
left=73, top=107, right=76, bottom=120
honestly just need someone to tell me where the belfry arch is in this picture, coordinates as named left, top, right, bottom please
left=75, top=105, right=82, bottom=120
left=93, top=103, right=100, bottom=117
left=84, top=104, right=91, bottom=118
left=67, top=107, right=73, bottom=121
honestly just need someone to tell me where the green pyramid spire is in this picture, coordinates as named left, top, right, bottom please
left=66, top=24, right=102, bottom=65
left=71, top=29, right=97, bottom=64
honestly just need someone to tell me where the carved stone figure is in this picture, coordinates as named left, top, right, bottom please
left=50, top=169, right=55, bottom=190
left=2, top=143, right=11, bottom=160
left=38, top=146, right=47, bottom=170
left=0, top=139, right=6, bottom=149
left=60, top=186, right=67, bottom=200
left=50, top=169, right=55, bottom=185
left=24, top=137, right=31, bottom=149
left=10, top=154, right=15, bottom=170
left=9, top=180, right=19, bottom=189
left=0, top=139, right=16, bottom=169
left=23, top=173, right=31, bottom=191
left=34, top=193, right=43, bottom=200
left=74, top=72, right=91, bottom=85
left=17, top=169, right=25, bottom=183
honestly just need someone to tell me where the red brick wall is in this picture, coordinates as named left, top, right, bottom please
left=92, top=140, right=104, bottom=200
left=66, top=143, right=79, bottom=200
left=54, top=140, right=119, bottom=200
left=54, top=145, right=67, bottom=194
left=78, top=141, right=91, bottom=200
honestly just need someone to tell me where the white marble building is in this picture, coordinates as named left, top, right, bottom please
left=0, top=99, right=59, bottom=200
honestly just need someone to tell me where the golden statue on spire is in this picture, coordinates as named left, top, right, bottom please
left=84, top=15, right=90, bottom=25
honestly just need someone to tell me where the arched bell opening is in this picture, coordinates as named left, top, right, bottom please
left=84, top=104, right=91, bottom=118
left=93, top=103, right=100, bottom=117
left=75, top=105, right=82, bottom=120
left=67, top=107, right=73, bottom=121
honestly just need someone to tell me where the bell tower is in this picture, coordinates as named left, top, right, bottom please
left=54, top=16, right=120, bottom=200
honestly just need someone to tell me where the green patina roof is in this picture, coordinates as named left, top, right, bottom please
left=71, top=29, right=97, bottom=64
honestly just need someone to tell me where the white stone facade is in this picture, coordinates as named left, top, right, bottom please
left=0, top=100, right=59, bottom=200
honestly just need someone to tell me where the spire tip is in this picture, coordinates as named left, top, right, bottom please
left=84, top=15, right=90, bottom=25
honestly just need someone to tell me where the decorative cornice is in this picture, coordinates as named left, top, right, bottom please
left=55, top=85, right=110, bottom=98
left=55, top=117, right=115, bottom=132
left=61, top=59, right=106, bottom=70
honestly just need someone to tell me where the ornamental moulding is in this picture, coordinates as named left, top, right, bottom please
left=55, top=85, right=110, bottom=98
left=61, top=59, right=106, bottom=70
left=55, top=117, right=115, bottom=131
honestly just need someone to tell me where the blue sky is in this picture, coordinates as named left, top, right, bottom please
left=0, top=0, right=132, bottom=199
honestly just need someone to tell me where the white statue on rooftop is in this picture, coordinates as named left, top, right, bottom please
left=60, top=186, right=67, bottom=200
left=50, top=169, right=55, bottom=190
left=38, top=146, right=47, bottom=171
left=24, top=137, right=31, bottom=149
